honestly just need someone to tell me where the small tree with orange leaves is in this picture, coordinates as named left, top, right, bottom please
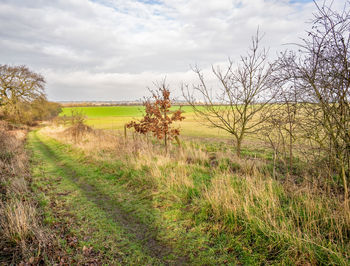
left=127, top=82, right=185, bottom=152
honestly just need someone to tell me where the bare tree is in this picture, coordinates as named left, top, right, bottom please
left=0, top=65, right=45, bottom=122
left=278, top=1, right=350, bottom=207
left=183, top=31, right=276, bottom=157
left=260, top=106, right=286, bottom=178
left=261, top=81, right=302, bottom=176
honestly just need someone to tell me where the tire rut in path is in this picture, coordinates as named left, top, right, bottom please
left=34, top=134, right=189, bottom=265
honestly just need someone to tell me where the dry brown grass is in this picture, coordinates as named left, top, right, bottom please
left=0, top=123, right=49, bottom=264
left=0, top=199, right=47, bottom=254
left=42, top=125, right=208, bottom=170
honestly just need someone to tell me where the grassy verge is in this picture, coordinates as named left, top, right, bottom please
left=0, top=124, right=48, bottom=264
left=28, top=127, right=350, bottom=264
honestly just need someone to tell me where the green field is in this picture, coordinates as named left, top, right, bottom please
left=60, top=106, right=230, bottom=138
left=61, top=106, right=146, bottom=117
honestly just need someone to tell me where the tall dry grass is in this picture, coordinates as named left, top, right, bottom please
left=0, top=123, right=48, bottom=264
left=43, top=125, right=350, bottom=264
left=204, top=173, right=349, bottom=262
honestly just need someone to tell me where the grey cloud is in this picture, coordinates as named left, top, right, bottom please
left=0, top=0, right=342, bottom=101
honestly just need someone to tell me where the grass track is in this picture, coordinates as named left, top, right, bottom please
left=27, top=131, right=240, bottom=265
left=28, top=131, right=182, bottom=264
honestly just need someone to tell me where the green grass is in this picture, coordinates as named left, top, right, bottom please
left=60, top=105, right=197, bottom=118
left=27, top=131, right=240, bottom=264
left=60, top=106, right=231, bottom=138
left=28, top=131, right=173, bottom=264
left=27, top=128, right=349, bottom=265
left=61, top=106, right=144, bottom=118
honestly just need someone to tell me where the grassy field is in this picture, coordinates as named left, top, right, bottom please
left=3, top=106, right=348, bottom=264
left=60, top=106, right=230, bottom=138
left=23, top=126, right=349, bottom=265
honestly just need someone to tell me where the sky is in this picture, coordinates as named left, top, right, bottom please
left=0, top=0, right=344, bottom=101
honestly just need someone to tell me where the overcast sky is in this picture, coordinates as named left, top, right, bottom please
left=0, top=0, right=344, bottom=101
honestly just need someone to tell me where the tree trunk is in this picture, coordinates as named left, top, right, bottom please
left=273, top=148, right=277, bottom=179
left=174, top=135, right=181, bottom=147
left=341, top=162, right=349, bottom=210
left=289, top=127, right=293, bottom=172
left=236, top=137, right=242, bottom=157
left=163, top=109, right=168, bottom=154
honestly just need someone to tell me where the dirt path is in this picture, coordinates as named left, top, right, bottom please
left=28, top=131, right=189, bottom=265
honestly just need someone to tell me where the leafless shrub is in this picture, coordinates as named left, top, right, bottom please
left=64, top=109, right=93, bottom=143
left=183, top=30, right=277, bottom=157
left=278, top=1, right=350, bottom=207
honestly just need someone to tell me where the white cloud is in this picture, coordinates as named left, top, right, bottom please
left=0, top=0, right=344, bottom=101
